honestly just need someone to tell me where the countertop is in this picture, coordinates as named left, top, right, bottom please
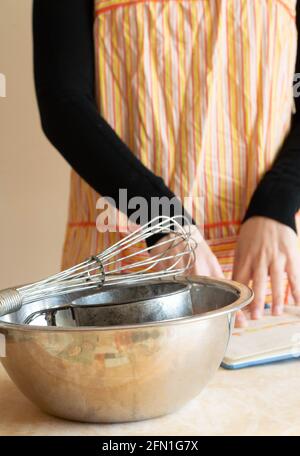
left=1, top=360, right=300, bottom=436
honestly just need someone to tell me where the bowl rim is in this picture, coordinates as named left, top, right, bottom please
left=0, top=276, right=253, bottom=332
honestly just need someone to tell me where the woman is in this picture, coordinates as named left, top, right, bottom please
left=33, top=0, right=300, bottom=326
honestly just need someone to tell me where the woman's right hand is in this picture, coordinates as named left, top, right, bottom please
left=187, top=225, right=225, bottom=278
left=151, top=224, right=224, bottom=279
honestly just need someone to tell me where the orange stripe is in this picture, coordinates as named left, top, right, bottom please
left=210, top=244, right=236, bottom=252
left=96, top=0, right=200, bottom=16
left=214, top=3, right=224, bottom=228
left=68, top=220, right=241, bottom=231
left=135, top=7, right=141, bottom=165
left=217, top=256, right=235, bottom=262
left=266, top=2, right=277, bottom=165
left=211, top=247, right=236, bottom=255
left=226, top=2, right=234, bottom=224
left=239, top=3, right=248, bottom=219
left=149, top=4, right=158, bottom=178
left=210, top=249, right=235, bottom=256
left=276, top=0, right=296, bottom=20
left=254, top=0, right=263, bottom=184
left=110, top=13, right=117, bottom=140
left=202, top=1, right=210, bottom=226
left=94, top=15, right=100, bottom=107
left=96, top=0, right=296, bottom=22
left=250, top=0, right=259, bottom=201
left=125, top=6, right=135, bottom=150
left=175, top=5, right=184, bottom=202
left=180, top=4, right=189, bottom=205
left=204, top=220, right=241, bottom=229
left=162, top=4, right=170, bottom=184
left=265, top=2, right=270, bottom=171
left=68, top=222, right=96, bottom=228
left=188, top=4, right=197, bottom=223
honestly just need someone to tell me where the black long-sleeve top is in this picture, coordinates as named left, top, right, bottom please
left=33, top=0, right=300, bottom=238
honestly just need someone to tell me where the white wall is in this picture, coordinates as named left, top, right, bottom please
left=0, top=0, right=70, bottom=288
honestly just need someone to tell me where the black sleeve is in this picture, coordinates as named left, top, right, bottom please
left=243, top=4, right=300, bottom=232
left=33, top=0, right=190, bottom=245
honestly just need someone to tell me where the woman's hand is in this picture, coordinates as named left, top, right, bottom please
left=151, top=225, right=224, bottom=278
left=233, top=216, right=300, bottom=325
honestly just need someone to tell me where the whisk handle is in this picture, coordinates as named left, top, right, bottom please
left=0, top=288, right=22, bottom=317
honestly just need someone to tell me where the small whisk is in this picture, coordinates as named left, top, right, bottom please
left=0, top=216, right=197, bottom=317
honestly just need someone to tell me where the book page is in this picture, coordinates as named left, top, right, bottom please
left=225, top=307, right=300, bottom=361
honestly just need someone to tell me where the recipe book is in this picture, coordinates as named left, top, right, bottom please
left=222, top=306, right=300, bottom=369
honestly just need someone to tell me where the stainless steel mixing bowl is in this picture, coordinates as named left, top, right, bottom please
left=0, top=276, right=252, bottom=423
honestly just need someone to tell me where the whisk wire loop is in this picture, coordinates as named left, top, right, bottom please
left=0, top=216, right=197, bottom=316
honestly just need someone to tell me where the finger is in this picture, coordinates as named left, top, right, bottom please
left=269, top=259, right=285, bottom=316
left=235, top=310, right=248, bottom=328
left=232, top=257, right=251, bottom=314
left=286, top=256, right=300, bottom=305
left=232, top=265, right=251, bottom=286
left=251, top=267, right=268, bottom=320
left=232, top=250, right=252, bottom=285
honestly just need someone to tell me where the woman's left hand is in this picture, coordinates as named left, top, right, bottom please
left=233, top=216, right=300, bottom=326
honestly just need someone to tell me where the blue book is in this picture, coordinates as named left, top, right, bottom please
left=222, top=306, right=300, bottom=370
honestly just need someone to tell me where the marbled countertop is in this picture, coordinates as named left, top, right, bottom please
left=1, top=361, right=300, bottom=436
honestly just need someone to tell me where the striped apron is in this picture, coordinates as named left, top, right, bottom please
left=62, top=0, right=297, bottom=301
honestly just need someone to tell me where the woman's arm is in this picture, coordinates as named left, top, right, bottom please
left=33, top=0, right=188, bottom=241
left=243, top=3, right=300, bottom=231
left=233, top=4, right=300, bottom=326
